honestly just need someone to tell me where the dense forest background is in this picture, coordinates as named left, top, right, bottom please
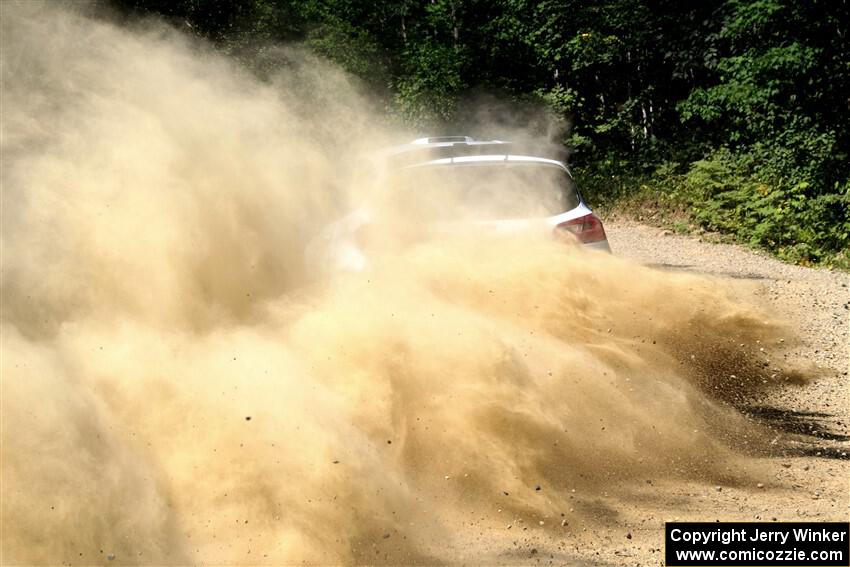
left=107, top=0, right=849, bottom=266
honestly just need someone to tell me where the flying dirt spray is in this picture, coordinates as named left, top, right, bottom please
left=1, top=2, right=807, bottom=564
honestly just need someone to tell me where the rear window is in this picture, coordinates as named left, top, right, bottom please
left=377, top=163, right=580, bottom=221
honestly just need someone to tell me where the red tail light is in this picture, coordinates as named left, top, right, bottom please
left=556, top=213, right=607, bottom=244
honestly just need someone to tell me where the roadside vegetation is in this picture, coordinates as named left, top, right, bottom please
left=108, top=0, right=849, bottom=267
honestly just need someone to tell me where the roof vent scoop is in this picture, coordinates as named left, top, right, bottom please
left=412, top=136, right=474, bottom=145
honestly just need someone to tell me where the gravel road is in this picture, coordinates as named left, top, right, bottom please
left=595, top=220, right=850, bottom=564
left=460, top=220, right=849, bottom=566
left=606, top=219, right=849, bottom=429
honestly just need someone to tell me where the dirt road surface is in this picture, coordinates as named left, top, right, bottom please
left=607, top=220, right=848, bottom=428
left=456, top=220, right=849, bottom=566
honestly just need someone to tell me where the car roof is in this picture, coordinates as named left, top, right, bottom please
left=381, top=137, right=566, bottom=170
left=404, top=154, right=566, bottom=169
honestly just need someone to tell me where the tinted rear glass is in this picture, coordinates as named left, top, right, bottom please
left=379, top=163, right=580, bottom=221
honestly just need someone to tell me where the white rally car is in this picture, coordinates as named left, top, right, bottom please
left=307, top=136, right=611, bottom=274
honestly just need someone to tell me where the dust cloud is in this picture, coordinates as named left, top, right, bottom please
left=1, top=2, right=805, bottom=564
